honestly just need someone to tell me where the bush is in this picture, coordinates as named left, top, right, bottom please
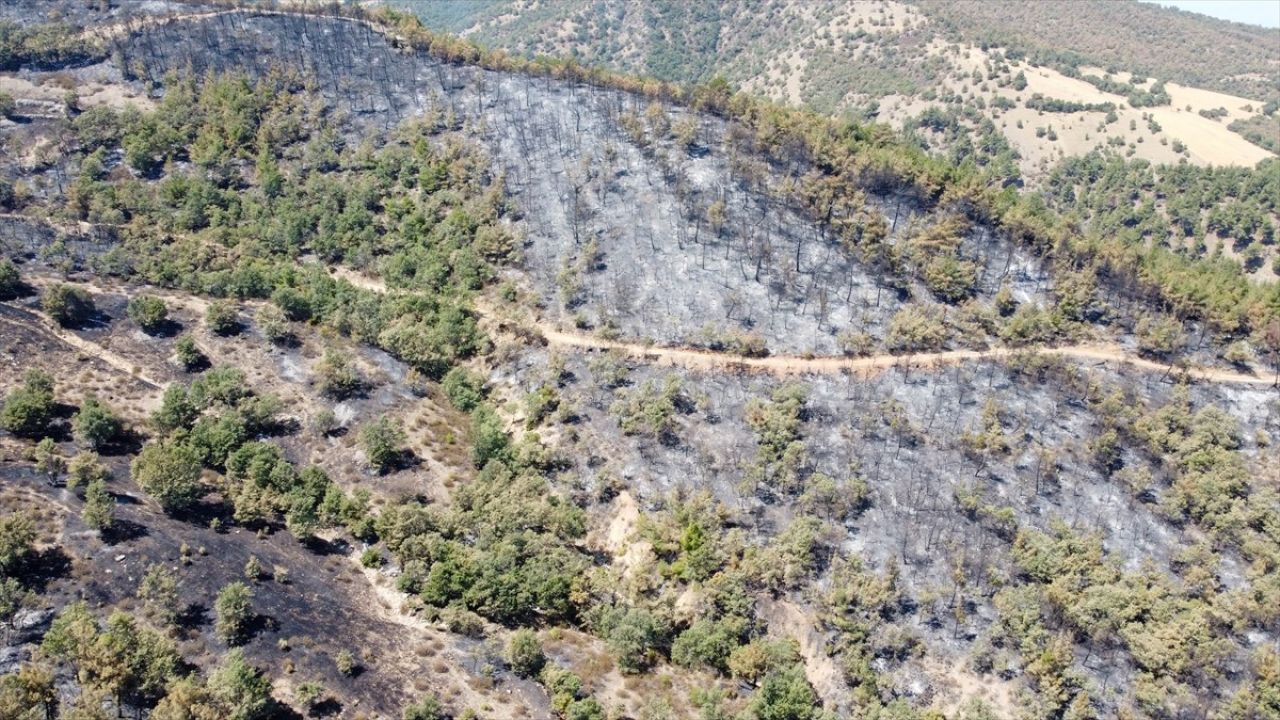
left=66, top=451, right=110, bottom=493
left=403, top=695, right=444, bottom=720
left=207, top=649, right=274, bottom=719
left=886, top=305, right=948, bottom=353
left=206, top=300, right=240, bottom=335
left=610, top=376, right=683, bottom=439
left=270, top=286, right=311, bottom=321
left=0, top=259, right=22, bottom=299
left=214, top=582, right=254, bottom=645
left=360, top=417, right=406, bottom=473
left=315, top=350, right=363, bottom=399
left=0, top=513, right=35, bottom=576
left=441, top=366, right=485, bottom=411
left=469, top=406, right=509, bottom=467
left=33, top=437, right=64, bottom=478
left=506, top=629, right=546, bottom=678
left=596, top=606, right=666, bottom=674
left=81, top=478, right=115, bottom=532
left=1135, top=313, right=1186, bottom=358
left=72, top=395, right=122, bottom=450
left=750, top=665, right=818, bottom=720
left=41, top=284, right=95, bottom=327
left=174, top=334, right=207, bottom=370
left=0, top=91, right=15, bottom=119
left=127, top=296, right=169, bottom=334
left=334, top=649, right=358, bottom=676
left=671, top=618, right=743, bottom=672
left=1, top=370, right=55, bottom=438
left=922, top=255, right=978, bottom=303
left=254, top=304, right=291, bottom=345
left=131, top=439, right=204, bottom=513
left=151, top=385, right=198, bottom=435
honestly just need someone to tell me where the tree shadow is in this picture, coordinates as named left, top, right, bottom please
left=376, top=449, right=420, bottom=475
left=181, top=355, right=212, bottom=374
left=248, top=612, right=280, bottom=641
left=261, top=416, right=302, bottom=438
left=179, top=498, right=236, bottom=528
left=99, top=428, right=145, bottom=456
left=0, top=279, right=37, bottom=301
left=177, top=602, right=209, bottom=631
left=102, top=518, right=148, bottom=544
left=143, top=318, right=184, bottom=339
left=310, top=698, right=344, bottom=718
left=301, top=535, right=349, bottom=557
left=21, top=546, right=72, bottom=593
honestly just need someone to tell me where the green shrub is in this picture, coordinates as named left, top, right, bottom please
left=66, top=451, right=110, bottom=493
left=214, top=582, right=254, bottom=645
left=206, top=300, right=240, bottom=335
left=402, top=695, right=444, bottom=720
left=469, top=406, right=509, bottom=467
left=671, top=618, right=743, bottom=672
left=81, top=478, right=115, bottom=532
left=506, top=629, right=546, bottom=678
left=72, top=395, right=122, bottom=450
left=360, top=417, right=406, bottom=473
left=315, top=350, right=363, bottom=399
left=127, top=296, right=169, bottom=334
left=0, top=259, right=22, bottom=299
left=131, top=439, right=204, bottom=513
left=886, top=305, right=948, bottom=353
left=151, top=385, right=199, bottom=435
left=270, top=286, right=311, bottom=321
left=254, top=304, right=292, bottom=345
left=174, top=334, right=207, bottom=370
left=33, top=437, right=64, bottom=478
left=334, top=649, right=358, bottom=676
left=441, top=366, right=486, bottom=411
left=41, top=283, right=95, bottom=327
left=1, top=371, right=55, bottom=438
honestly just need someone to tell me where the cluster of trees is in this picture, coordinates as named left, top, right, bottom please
left=1228, top=113, right=1280, bottom=154
left=57, top=70, right=507, bottom=380
left=1076, top=75, right=1169, bottom=107
left=136, top=368, right=370, bottom=538
left=1024, top=93, right=1115, bottom=114
left=0, top=21, right=105, bottom=71
left=29, top=599, right=279, bottom=719
left=1046, top=152, right=1280, bottom=288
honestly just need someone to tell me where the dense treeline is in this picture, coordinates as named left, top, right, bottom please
left=0, top=20, right=105, bottom=71
left=1075, top=74, right=1169, bottom=108
left=1024, top=93, right=1115, bottom=115
left=1046, top=152, right=1280, bottom=284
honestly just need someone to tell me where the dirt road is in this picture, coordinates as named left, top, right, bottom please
left=333, top=267, right=1278, bottom=386
left=526, top=320, right=1276, bottom=385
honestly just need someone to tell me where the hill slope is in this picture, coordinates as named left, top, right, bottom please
left=1, top=4, right=1279, bottom=720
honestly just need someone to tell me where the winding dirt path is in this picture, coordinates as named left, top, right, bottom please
left=330, top=267, right=1279, bottom=386
left=526, top=322, right=1277, bottom=385
left=0, top=306, right=163, bottom=389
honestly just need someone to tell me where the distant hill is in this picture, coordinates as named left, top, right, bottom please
left=397, top=0, right=1279, bottom=175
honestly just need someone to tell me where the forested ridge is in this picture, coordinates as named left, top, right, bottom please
left=0, top=3, right=1278, bottom=720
